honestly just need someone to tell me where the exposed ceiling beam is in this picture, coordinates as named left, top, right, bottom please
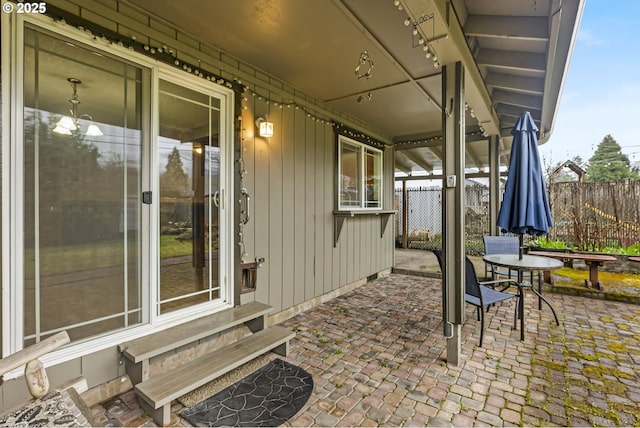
left=500, top=128, right=513, bottom=139
left=465, top=132, right=488, bottom=144
left=492, top=89, right=542, bottom=110
left=325, top=79, right=410, bottom=103
left=500, top=116, right=516, bottom=127
left=464, top=16, right=549, bottom=41
left=401, top=149, right=435, bottom=172
left=496, top=104, right=542, bottom=121
left=395, top=174, right=440, bottom=181
left=485, top=72, right=544, bottom=95
left=465, top=145, right=483, bottom=169
left=394, top=131, right=443, bottom=150
left=326, top=73, right=441, bottom=104
left=429, top=0, right=501, bottom=137
left=477, top=49, right=546, bottom=74
left=499, top=140, right=509, bottom=167
left=334, top=0, right=442, bottom=110
left=499, top=114, right=540, bottom=130
left=395, top=156, right=414, bottom=174
left=429, top=145, right=444, bottom=162
left=394, top=128, right=486, bottom=151
left=500, top=115, right=542, bottom=130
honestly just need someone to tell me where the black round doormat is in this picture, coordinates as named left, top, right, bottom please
left=180, top=358, right=313, bottom=427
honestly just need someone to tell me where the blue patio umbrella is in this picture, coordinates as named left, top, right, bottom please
left=497, top=111, right=553, bottom=258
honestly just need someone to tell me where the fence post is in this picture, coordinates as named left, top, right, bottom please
left=402, top=180, right=408, bottom=248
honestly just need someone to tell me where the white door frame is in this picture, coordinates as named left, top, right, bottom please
left=1, top=13, right=235, bottom=376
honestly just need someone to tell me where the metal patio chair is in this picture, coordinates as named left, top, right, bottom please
left=483, top=235, right=542, bottom=287
left=433, top=250, right=519, bottom=346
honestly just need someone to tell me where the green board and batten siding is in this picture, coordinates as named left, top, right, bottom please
left=243, top=98, right=394, bottom=313
left=0, top=0, right=394, bottom=408
left=35, top=0, right=394, bottom=315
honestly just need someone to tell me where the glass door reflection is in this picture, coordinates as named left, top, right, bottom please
left=158, top=80, right=221, bottom=314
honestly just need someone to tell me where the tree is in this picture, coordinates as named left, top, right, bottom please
left=160, top=147, right=190, bottom=197
left=23, top=113, right=104, bottom=246
left=585, top=135, right=639, bottom=182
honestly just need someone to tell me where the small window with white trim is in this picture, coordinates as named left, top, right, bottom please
left=338, top=135, right=382, bottom=209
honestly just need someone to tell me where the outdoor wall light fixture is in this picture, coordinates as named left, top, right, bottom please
left=53, top=78, right=103, bottom=136
left=255, top=115, right=274, bottom=138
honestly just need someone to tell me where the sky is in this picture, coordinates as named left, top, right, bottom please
left=539, top=0, right=640, bottom=169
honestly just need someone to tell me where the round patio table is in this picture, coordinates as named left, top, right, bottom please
left=483, top=254, right=563, bottom=340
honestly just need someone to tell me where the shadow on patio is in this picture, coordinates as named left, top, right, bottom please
left=280, top=272, right=640, bottom=427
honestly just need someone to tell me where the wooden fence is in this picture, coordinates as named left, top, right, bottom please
left=547, top=180, right=640, bottom=250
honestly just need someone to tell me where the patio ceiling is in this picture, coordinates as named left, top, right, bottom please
left=126, top=0, right=584, bottom=175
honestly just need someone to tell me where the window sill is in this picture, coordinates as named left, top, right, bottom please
left=333, top=209, right=396, bottom=246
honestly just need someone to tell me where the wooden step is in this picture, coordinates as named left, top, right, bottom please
left=119, top=301, right=272, bottom=384
left=135, top=326, right=295, bottom=426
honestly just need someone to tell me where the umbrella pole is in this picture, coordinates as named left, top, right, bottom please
left=519, top=234, right=524, bottom=260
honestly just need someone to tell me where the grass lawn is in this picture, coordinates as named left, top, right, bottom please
left=160, top=234, right=193, bottom=259
left=553, top=267, right=640, bottom=299
left=25, top=236, right=194, bottom=276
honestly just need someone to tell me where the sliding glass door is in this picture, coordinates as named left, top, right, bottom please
left=23, top=26, right=146, bottom=344
left=15, top=20, right=234, bottom=351
left=157, top=78, right=225, bottom=314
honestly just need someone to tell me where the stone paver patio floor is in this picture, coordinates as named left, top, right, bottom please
left=92, top=272, right=640, bottom=426
left=280, top=273, right=640, bottom=427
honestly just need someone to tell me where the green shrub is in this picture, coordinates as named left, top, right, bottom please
left=595, top=244, right=640, bottom=255
left=529, top=236, right=574, bottom=250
